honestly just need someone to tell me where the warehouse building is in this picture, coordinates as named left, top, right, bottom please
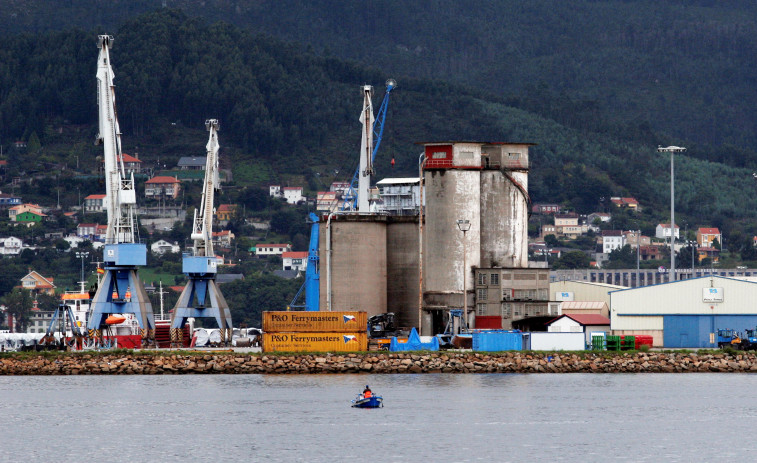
left=549, top=280, right=625, bottom=313
left=610, top=276, right=757, bottom=348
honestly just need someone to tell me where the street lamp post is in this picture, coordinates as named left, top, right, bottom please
left=657, top=145, right=686, bottom=282
left=457, top=219, right=471, bottom=328
left=76, top=251, right=89, bottom=286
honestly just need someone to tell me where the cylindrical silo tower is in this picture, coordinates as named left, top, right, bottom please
left=480, top=143, right=532, bottom=268
left=422, top=142, right=482, bottom=324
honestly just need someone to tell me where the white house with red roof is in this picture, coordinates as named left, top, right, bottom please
left=254, top=243, right=292, bottom=257
left=145, top=176, right=181, bottom=199
left=84, top=194, right=106, bottom=212
left=547, top=313, right=612, bottom=345
left=282, top=251, right=308, bottom=272
left=696, top=227, right=721, bottom=247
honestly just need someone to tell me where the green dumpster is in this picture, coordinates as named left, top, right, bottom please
left=606, top=335, right=621, bottom=351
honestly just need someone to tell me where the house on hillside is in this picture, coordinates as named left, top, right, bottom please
left=0, top=193, right=21, bottom=207
left=145, top=176, right=181, bottom=199
left=316, top=191, right=338, bottom=212
left=254, top=243, right=291, bottom=257
left=9, top=203, right=43, bottom=221
left=602, top=230, right=624, bottom=254
left=118, top=153, right=142, bottom=174
left=84, top=194, right=106, bottom=212
left=177, top=156, right=206, bottom=170
left=212, top=230, right=235, bottom=248
left=697, top=227, right=721, bottom=248
left=282, top=251, right=308, bottom=272
left=610, top=197, right=639, bottom=211
left=655, top=223, right=680, bottom=240
left=20, top=270, right=56, bottom=296
left=216, top=204, right=237, bottom=222
left=283, top=187, right=304, bottom=204
left=15, top=211, right=46, bottom=226
left=0, top=237, right=23, bottom=256
left=532, top=203, right=561, bottom=215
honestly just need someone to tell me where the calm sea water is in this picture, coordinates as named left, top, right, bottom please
left=2, top=373, right=757, bottom=462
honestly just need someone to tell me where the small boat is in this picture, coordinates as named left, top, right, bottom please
left=105, top=315, right=126, bottom=325
left=351, top=395, right=383, bottom=408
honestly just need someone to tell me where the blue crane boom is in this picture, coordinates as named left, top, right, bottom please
left=289, top=212, right=320, bottom=311
left=342, top=79, right=396, bottom=211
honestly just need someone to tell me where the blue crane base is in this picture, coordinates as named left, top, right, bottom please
left=170, top=277, right=233, bottom=346
left=87, top=267, right=156, bottom=345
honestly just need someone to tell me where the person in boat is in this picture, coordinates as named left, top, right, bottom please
left=362, top=385, right=372, bottom=398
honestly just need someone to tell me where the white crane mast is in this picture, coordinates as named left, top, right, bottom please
left=357, top=85, right=375, bottom=212
left=191, top=119, right=220, bottom=258
left=96, top=35, right=138, bottom=244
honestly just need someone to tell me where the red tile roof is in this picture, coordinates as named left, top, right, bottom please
left=146, top=176, right=180, bottom=184
left=698, top=227, right=720, bottom=234
left=283, top=251, right=308, bottom=259
left=120, top=153, right=142, bottom=163
left=256, top=243, right=290, bottom=248
left=85, top=194, right=106, bottom=199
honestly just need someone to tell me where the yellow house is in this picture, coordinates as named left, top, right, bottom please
left=697, top=227, right=721, bottom=247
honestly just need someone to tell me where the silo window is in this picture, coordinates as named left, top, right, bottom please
left=459, top=151, right=474, bottom=160
left=491, top=273, right=499, bottom=285
left=478, top=273, right=487, bottom=285
left=431, top=151, right=447, bottom=159
left=508, top=152, right=521, bottom=160
left=477, top=288, right=488, bottom=301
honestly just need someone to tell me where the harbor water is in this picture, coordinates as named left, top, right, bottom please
left=2, top=373, right=757, bottom=461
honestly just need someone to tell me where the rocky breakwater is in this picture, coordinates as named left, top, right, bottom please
left=2, top=351, right=757, bottom=375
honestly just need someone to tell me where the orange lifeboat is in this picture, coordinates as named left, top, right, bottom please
left=105, top=315, right=126, bottom=325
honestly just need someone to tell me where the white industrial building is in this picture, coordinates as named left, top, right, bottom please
left=376, top=177, right=422, bottom=215
left=610, top=275, right=757, bottom=348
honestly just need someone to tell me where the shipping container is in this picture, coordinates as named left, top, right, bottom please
left=472, top=330, right=522, bottom=351
left=263, top=311, right=367, bottom=333
left=262, top=332, right=368, bottom=353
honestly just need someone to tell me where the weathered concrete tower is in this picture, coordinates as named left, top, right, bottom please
left=421, top=141, right=532, bottom=333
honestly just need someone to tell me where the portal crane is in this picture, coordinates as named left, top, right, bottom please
left=87, top=35, right=155, bottom=345
left=342, top=79, right=396, bottom=212
left=170, top=119, right=233, bottom=346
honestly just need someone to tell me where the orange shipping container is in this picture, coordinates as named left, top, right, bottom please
left=263, top=311, right=367, bottom=333
left=262, top=332, right=368, bottom=353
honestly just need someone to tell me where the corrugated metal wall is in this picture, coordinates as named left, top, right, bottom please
left=663, top=315, right=757, bottom=348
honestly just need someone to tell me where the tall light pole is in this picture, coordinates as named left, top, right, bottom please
left=76, top=251, right=89, bottom=287
left=457, top=219, right=471, bottom=328
left=658, top=145, right=686, bottom=282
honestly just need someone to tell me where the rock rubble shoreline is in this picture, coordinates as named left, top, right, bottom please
left=1, top=351, right=757, bottom=375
